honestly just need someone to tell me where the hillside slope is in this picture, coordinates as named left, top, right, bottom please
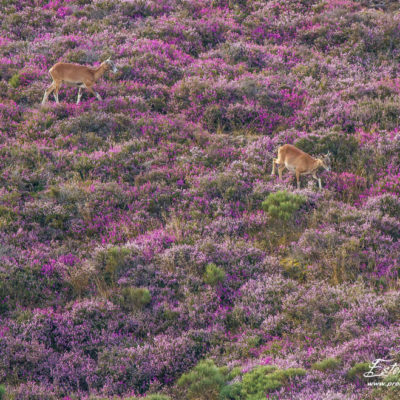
left=1, top=0, right=400, bottom=399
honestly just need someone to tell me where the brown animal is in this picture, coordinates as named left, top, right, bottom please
left=41, top=58, right=117, bottom=105
left=271, top=144, right=331, bottom=189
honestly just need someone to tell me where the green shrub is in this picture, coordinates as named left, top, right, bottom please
left=94, top=246, right=132, bottom=287
left=280, top=257, right=307, bottom=282
left=312, top=357, right=341, bottom=372
left=178, top=359, right=226, bottom=400
left=262, top=191, right=306, bottom=221
left=104, top=246, right=130, bottom=285
left=75, top=156, right=96, bottom=180
left=241, top=365, right=306, bottom=398
left=370, top=194, right=400, bottom=218
left=9, top=73, right=20, bottom=88
left=203, top=104, right=226, bottom=132
left=120, top=287, right=151, bottom=310
left=0, top=267, right=55, bottom=314
left=219, top=382, right=243, bottom=400
left=347, top=362, right=370, bottom=380
left=120, top=395, right=170, bottom=400
left=0, top=385, right=5, bottom=400
left=204, top=263, right=225, bottom=286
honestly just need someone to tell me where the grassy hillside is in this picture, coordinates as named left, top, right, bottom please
left=1, top=0, right=400, bottom=399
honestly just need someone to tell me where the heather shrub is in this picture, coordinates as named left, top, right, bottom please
left=365, top=193, right=400, bottom=218
left=157, top=244, right=206, bottom=274
left=267, top=284, right=349, bottom=340
left=233, top=275, right=296, bottom=329
left=262, top=191, right=306, bottom=221
left=323, top=172, right=368, bottom=204
left=4, top=382, right=57, bottom=400
left=0, top=265, right=61, bottom=313
left=97, top=331, right=210, bottom=394
left=70, top=299, right=116, bottom=331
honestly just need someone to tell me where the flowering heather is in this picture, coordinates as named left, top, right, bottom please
left=0, top=0, right=400, bottom=399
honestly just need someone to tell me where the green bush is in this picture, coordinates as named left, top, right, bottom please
left=101, top=246, right=131, bottom=285
left=347, top=362, right=370, bottom=380
left=0, top=385, right=5, bottom=400
left=92, top=396, right=170, bottom=400
left=312, top=357, right=341, bottom=372
left=75, top=155, right=96, bottom=180
left=219, top=382, right=243, bottom=400
left=119, top=395, right=170, bottom=400
left=178, top=359, right=226, bottom=400
left=203, top=104, right=226, bottom=132
left=204, top=263, right=225, bottom=286
left=262, top=191, right=306, bottom=221
left=280, top=257, right=307, bottom=282
left=120, top=287, right=151, bottom=310
left=241, top=365, right=306, bottom=399
left=9, top=73, right=20, bottom=88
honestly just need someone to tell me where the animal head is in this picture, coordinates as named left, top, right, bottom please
left=319, top=151, right=332, bottom=171
left=103, top=58, right=118, bottom=73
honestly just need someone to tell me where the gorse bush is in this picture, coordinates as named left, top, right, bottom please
left=262, top=191, right=306, bottom=221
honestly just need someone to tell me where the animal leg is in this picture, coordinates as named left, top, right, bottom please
left=54, top=81, right=61, bottom=103
left=312, top=173, right=322, bottom=190
left=42, top=82, right=56, bottom=104
left=76, top=87, right=83, bottom=104
left=271, top=159, right=278, bottom=176
left=278, top=165, right=285, bottom=180
left=296, top=169, right=301, bottom=189
left=84, top=83, right=102, bottom=100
